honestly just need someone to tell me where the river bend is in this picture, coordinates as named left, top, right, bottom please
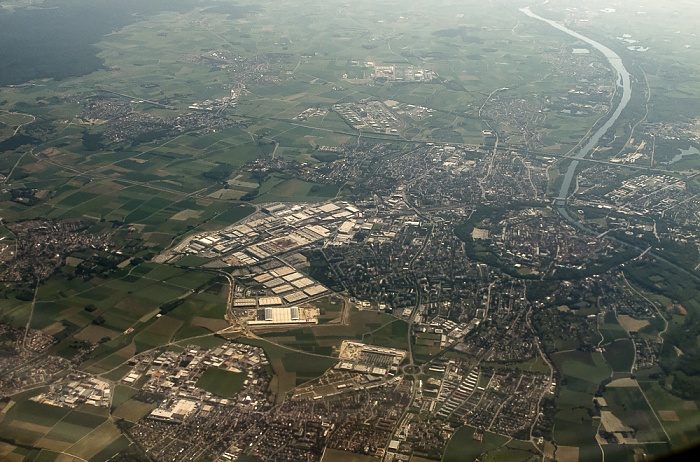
left=520, top=7, right=632, bottom=212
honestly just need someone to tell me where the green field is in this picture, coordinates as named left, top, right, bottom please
left=482, top=446, right=540, bottom=462
left=602, top=339, right=635, bottom=374
left=112, top=399, right=157, bottom=423
left=111, top=385, right=138, bottom=409
left=599, top=312, right=629, bottom=343
left=603, top=386, right=669, bottom=443
left=240, top=337, right=338, bottom=395
left=637, top=371, right=700, bottom=448
left=0, top=396, right=127, bottom=461
left=258, top=308, right=401, bottom=356
left=443, top=426, right=510, bottom=462
left=551, top=350, right=611, bottom=460
left=314, top=296, right=344, bottom=324
left=362, top=319, right=409, bottom=350
left=0, top=400, right=71, bottom=446
left=553, top=351, right=611, bottom=392
left=196, top=367, right=247, bottom=398
left=260, top=327, right=334, bottom=356
left=321, top=448, right=377, bottom=462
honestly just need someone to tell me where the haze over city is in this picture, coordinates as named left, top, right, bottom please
left=0, top=0, right=698, bottom=461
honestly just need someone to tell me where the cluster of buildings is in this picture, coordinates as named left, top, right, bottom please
left=413, top=318, right=479, bottom=351
left=248, top=376, right=413, bottom=461
left=454, top=282, right=542, bottom=362
left=1, top=219, right=112, bottom=283
left=187, top=90, right=238, bottom=112
left=336, top=341, right=406, bottom=376
left=0, top=325, right=72, bottom=399
left=597, top=274, right=664, bottom=370
left=604, top=174, right=689, bottom=214
left=190, top=48, right=285, bottom=88
left=575, top=165, right=699, bottom=247
left=0, top=351, right=71, bottom=399
left=32, top=375, right=111, bottom=408
left=574, top=163, right=699, bottom=244
left=371, top=64, right=437, bottom=83
left=248, top=305, right=319, bottom=326
left=291, top=369, right=399, bottom=402
left=414, top=360, right=550, bottom=438
left=243, top=142, right=408, bottom=190
left=236, top=263, right=328, bottom=311
left=118, top=342, right=275, bottom=461
left=264, top=357, right=551, bottom=461
left=231, top=263, right=334, bottom=322
left=333, top=101, right=403, bottom=134
left=319, top=212, right=441, bottom=313
left=101, top=105, right=238, bottom=144
left=80, top=97, right=133, bottom=123
left=395, top=146, right=549, bottom=207
left=292, top=107, right=328, bottom=121
left=23, top=328, right=56, bottom=352
left=130, top=343, right=271, bottom=415
left=384, top=100, right=436, bottom=120
left=165, top=201, right=360, bottom=264
left=486, top=209, right=619, bottom=274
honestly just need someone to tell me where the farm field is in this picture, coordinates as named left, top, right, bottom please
left=637, top=372, right=700, bottom=449
left=0, top=396, right=128, bottom=461
left=240, top=337, right=339, bottom=398
left=551, top=350, right=610, bottom=461
left=603, top=385, right=668, bottom=443
left=601, top=339, right=635, bottom=374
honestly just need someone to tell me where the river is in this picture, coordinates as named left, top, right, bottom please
left=520, top=7, right=632, bottom=225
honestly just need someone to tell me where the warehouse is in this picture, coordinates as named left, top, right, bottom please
left=248, top=306, right=318, bottom=326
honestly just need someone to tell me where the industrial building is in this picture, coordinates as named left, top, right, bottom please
left=247, top=306, right=318, bottom=326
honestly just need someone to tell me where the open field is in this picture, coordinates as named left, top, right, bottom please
left=196, top=367, right=247, bottom=398
left=551, top=350, right=610, bottom=460
left=482, top=356, right=551, bottom=375
left=361, top=319, right=409, bottom=350
left=175, top=334, right=228, bottom=350
left=443, top=426, right=510, bottom=462
left=133, top=315, right=183, bottom=353
left=65, top=421, right=123, bottom=460
left=603, top=386, right=668, bottom=443
left=553, top=351, right=610, bottom=392
left=0, top=395, right=127, bottom=461
left=0, top=400, right=70, bottom=446
left=321, top=448, right=377, bottom=462
left=555, top=446, right=580, bottom=462
left=602, top=339, right=635, bottom=374
left=637, top=377, right=700, bottom=448
left=240, top=337, right=338, bottom=396
left=617, top=315, right=650, bottom=333
left=313, top=296, right=344, bottom=324
left=258, top=308, right=401, bottom=355
left=599, top=312, right=629, bottom=343
left=112, top=399, right=157, bottom=423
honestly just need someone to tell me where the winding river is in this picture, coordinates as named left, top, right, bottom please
left=520, top=7, right=632, bottom=224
